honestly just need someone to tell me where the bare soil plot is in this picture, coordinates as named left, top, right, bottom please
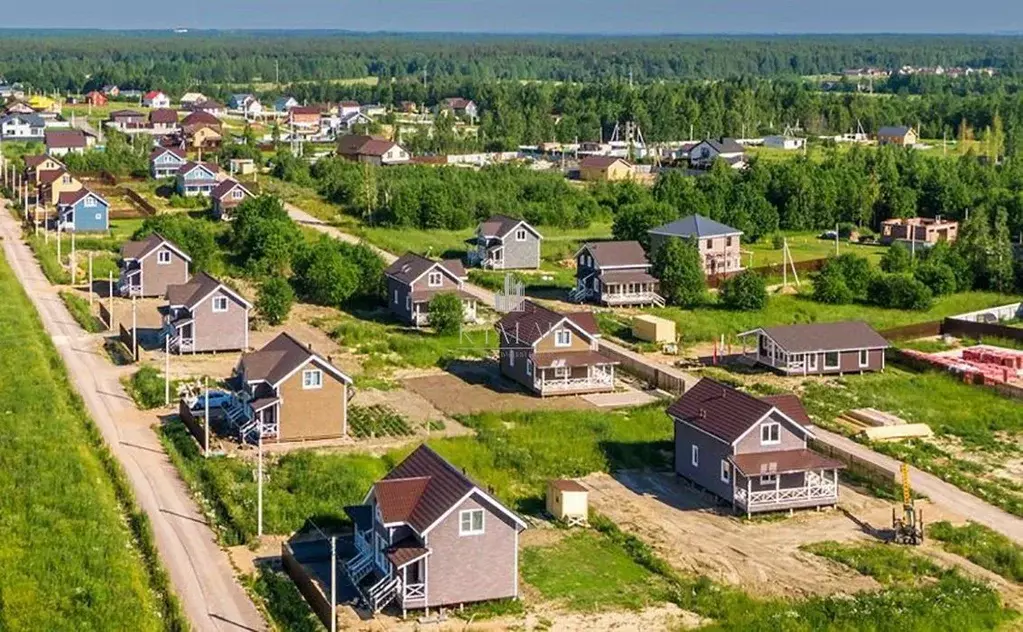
left=580, top=471, right=964, bottom=599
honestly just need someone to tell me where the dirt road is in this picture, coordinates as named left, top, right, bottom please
left=0, top=202, right=266, bottom=631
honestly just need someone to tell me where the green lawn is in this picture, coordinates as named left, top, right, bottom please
left=801, top=541, right=940, bottom=585
left=929, top=521, right=1023, bottom=583
left=648, top=290, right=1013, bottom=345
left=0, top=251, right=173, bottom=630
left=745, top=231, right=887, bottom=267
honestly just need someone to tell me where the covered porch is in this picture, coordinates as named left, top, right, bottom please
left=119, top=265, right=143, bottom=297
left=467, top=238, right=503, bottom=269
left=410, top=289, right=478, bottom=327
left=598, top=271, right=664, bottom=307
left=736, top=329, right=810, bottom=374
left=729, top=449, right=842, bottom=516
left=531, top=350, right=617, bottom=396
left=343, top=506, right=431, bottom=614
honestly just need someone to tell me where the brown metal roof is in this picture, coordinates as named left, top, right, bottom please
left=375, top=477, right=432, bottom=524
left=580, top=241, right=649, bottom=269
left=120, top=233, right=165, bottom=260
left=377, top=445, right=478, bottom=533
left=149, top=146, right=186, bottom=161
left=478, top=214, right=532, bottom=239
left=182, top=111, right=221, bottom=127
left=760, top=394, right=811, bottom=425
left=760, top=321, right=890, bottom=353
left=149, top=108, right=179, bottom=124
left=337, top=134, right=396, bottom=157
left=165, top=272, right=249, bottom=309
left=496, top=300, right=598, bottom=346
left=667, top=378, right=775, bottom=444
left=729, top=449, right=844, bottom=477
left=57, top=188, right=105, bottom=207
left=385, top=252, right=462, bottom=286
left=25, top=155, right=57, bottom=169
left=239, top=332, right=350, bottom=386
left=211, top=178, right=250, bottom=201
left=531, top=349, right=616, bottom=369
left=45, top=129, right=86, bottom=148
left=550, top=479, right=587, bottom=492
left=580, top=155, right=631, bottom=169
left=385, top=536, right=430, bottom=569
left=408, top=288, right=477, bottom=303
left=565, top=311, right=600, bottom=336
left=37, top=168, right=69, bottom=184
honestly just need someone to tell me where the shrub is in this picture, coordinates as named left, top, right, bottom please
left=914, top=262, right=958, bottom=296
left=256, top=276, right=295, bottom=325
left=124, top=365, right=167, bottom=410
left=719, top=270, right=767, bottom=311
left=868, top=273, right=933, bottom=310
left=771, top=233, right=785, bottom=250
left=428, top=292, right=463, bottom=335
left=230, top=195, right=304, bottom=276
left=828, top=253, right=873, bottom=297
left=880, top=242, right=913, bottom=273
left=291, top=237, right=360, bottom=307
left=812, top=265, right=854, bottom=304
left=652, top=238, right=705, bottom=307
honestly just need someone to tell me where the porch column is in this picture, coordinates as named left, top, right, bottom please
left=746, top=477, right=752, bottom=518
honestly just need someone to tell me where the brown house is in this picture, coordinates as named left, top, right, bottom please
left=342, top=444, right=527, bottom=614
left=231, top=333, right=353, bottom=444
left=211, top=178, right=253, bottom=220
left=162, top=272, right=251, bottom=354
left=877, top=126, right=918, bottom=146
left=384, top=253, right=476, bottom=327
left=880, top=216, right=958, bottom=246
left=578, top=155, right=635, bottom=182
left=84, top=91, right=107, bottom=106
left=738, top=321, right=890, bottom=376
left=118, top=233, right=191, bottom=298
left=669, top=378, right=843, bottom=516
left=24, top=154, right=66, bottom=183
left=337, top=134, right=410, bottom=166
left=149, top=108, right=180, bottom=133
left=495, top=300, right=617, bottom=396
left=571, top=240, right=663, bottom=306
left=288, top=106, right=322, bottom=134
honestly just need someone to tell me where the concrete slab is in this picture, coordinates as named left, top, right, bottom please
left=582, top=389, right=658, bottom=408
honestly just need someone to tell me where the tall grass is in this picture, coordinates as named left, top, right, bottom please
left=124, top=365, right=171, bottom=410
left=930, top=521, right=1023, bottom=583
left=801, top=540, right=940, bottom=584
left=245, top=565, right=322, bottom=632
left=59, top=290, right=104, bottom=333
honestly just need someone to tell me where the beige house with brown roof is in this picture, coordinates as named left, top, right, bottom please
left=578, top=155, right=634, bottom=182
left=337, top=134, right=410, bottom=166
left=162, top=272, right=251, bottom=354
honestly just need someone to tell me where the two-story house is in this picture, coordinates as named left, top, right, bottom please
left=273, top=96, right=300, bottom=112
left=342, top=444, right=527, bottom=614
left=175, top=161, right=220, bottom=197
left=211, top=178, right=252, bottom=220
left=288, top=106, right=323, bottom=136
left=468, top=215, right=542, bottom=270
left=45, top=129, right=90, bottom=157
left=24, top=155, right=66, bottom=184
left=688, top=138, right=747, bottom=169
left=229, top=94, right=262, bottom=118
left=37, top=167, right=82, bottom=207
left=571, top=240, right=662, bottom=306
left=149, top=108, right=180, bottom=134
left=150, top=147, right=188, bottom=178
left=337, top=135, right=411, bottom=166
left=737, top=321, right=889, bottom=376
left=648, top=215, right=743, bottom=276
left=669, top=378, right=843, bottom=516
left=107, top=109, right=146, bottom=130
left=142, top=90, right=171, bottom=108
left=0, top=113, right=45, bottom=140
left=230, top=332, right=353, bottom=444
left=56, top=188, right=109, bottom=232
left=163, top=272, right=251, bottom=354
left=118, top=233, right=192, bottom=298
left=439, top=97, right=478, bottom=120
left=384, top=253, right=475, bottom=327
left=495, top=300, right=616, bottom=396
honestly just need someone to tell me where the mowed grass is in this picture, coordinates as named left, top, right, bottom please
left=745, top=231, right=887, bottom=267
left=0, top=253, right=164, bottom=630
left=650, top=290, right=1012, bottom=345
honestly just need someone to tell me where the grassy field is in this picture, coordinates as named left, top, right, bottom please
left=648, top=290, right=1012, bottom=345
left=0, top=251, right=176, bottom=630
left=801, top=540, right=940, bottom=584
left=59, top=290, right=104, bottom=333
left=929, top=521, right=1023, bottom=583
left=744, top=231, right=887, bottom=267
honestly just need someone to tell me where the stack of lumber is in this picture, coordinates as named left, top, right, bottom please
left=847, top=408, right=904, bottom=427
left=844, top=407, right=934, bottom=441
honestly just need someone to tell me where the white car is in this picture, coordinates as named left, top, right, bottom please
left=189, top=390, right=234, bottom=413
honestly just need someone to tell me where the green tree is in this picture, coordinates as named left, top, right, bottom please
left=291, top=238, right=360, bottom=306
left=812, top=265, right=854, bottom=304
left=989, top=207, right=1015, bottom=292
left=880, top=243, right=913, bottom=273
left=231, top=195, right=304, bottom=276
left=914, top=262, right=957, bottom=296
left=868, top=274, right=933, bottom=311
left=652, top=238, right=705, bottom=307
left=132, top=214, right=220, bottom=274
left=256, top=276, right=295, bottom=326
left=428, top=292, right=463, bottom=335
left=827, top=253, right=873, bottom=297
left=719, top=270, right=767, bottom=311
left=611, top=201, right=676, bottom=248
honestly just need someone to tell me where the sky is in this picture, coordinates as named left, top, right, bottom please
left=5, top=0, right=1023, bottom=33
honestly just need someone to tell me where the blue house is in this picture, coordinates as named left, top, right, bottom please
left=175, top=161, right=219, bottom=197
left=57, top=188, right=109, bottom=233
left=150, top=146, right=188, bottom=179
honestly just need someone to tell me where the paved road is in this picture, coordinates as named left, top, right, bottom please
left=0, top=201, right=267, bottom=632
left=813, top=426, right=1023, bottom=544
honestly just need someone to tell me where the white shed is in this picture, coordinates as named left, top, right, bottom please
left=547, top=479, right=589, bottom=526
left=764, top=135, right=806, bottom=151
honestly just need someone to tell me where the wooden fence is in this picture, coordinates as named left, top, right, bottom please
left=118, top=323, right=138, bottom=361
left=598, top=340, right=690, bottom=394
left=879, top=320, right=943, bottom=341
left=98, top=303, right=113, bottom=330
left=706, top=257, right=829, bottom=289
left=942, top=317, right=1023, bottom=344
left=282, top=541, right=336, bottom=630
left=808, top=437, right=899, bottom=490
left=121, top=187, right=158, bottom=216
left=178, top=399, right=210, bottom=453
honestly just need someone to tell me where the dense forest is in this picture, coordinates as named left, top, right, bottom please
left=1, top=31, right=1022, bottom=93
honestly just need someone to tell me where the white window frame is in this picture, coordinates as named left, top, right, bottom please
left=691, top=444, right=699, bottom=467
left=760, top=422, right=781, bottom=446
left=459, top=509, right=485, bottom=536
left=760, top=474, right=778, bottom=485
left=515, top=228, right=527, bottom=242
left=405, top=295, right=411, bottom=311
left=859, top=349, right=869, bottom=367
left=807, top=353, right=818, bottom=371
left=94, top=213, right=102, bottom=220
left=232, top=189, right=244, bottom=199
left=84, top=196, right=96, bottom=207
left=393, top=289, right=398, bottom=304
left=302, top=368, right=323, bottom=390
left=824, top=351, right=840, bottom=369
left=157, top=250, right=172, bottom=265
left=720, top=460, right=731, bottom=483
left=427, top=271, right=443, bottom=287
left=509, top=349, right=515, bottom=367
left=525, top=359, right=532, bottom=376
left=554, top=330, right=572, bottom=347
left=212, top=296, right=229, bottom=313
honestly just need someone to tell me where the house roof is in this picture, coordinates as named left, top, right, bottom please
left=165, top=272, right=250, bottom=310
left=495, top=300, right=598, bottom=346
left=110, top=109, right=145, bottom=119
left=579, top=155, right=631, bottom=169
left=0, top=112, right=44, bottom=127
left=384, top=252, right=462, bottom=286
left=374, top=444, right=525, bottom=534
left=290, top=106, right=321, bottom=116
left=755, top=321, right=890, bottom=353
left=730, top=449, right=844, bottom=477
left=58, top=188, right=106, bottom=207
left=443, top=97, right=474, bottom=109
left=143, top=90, right=164, bottom=100
left=177, top=161, right=219, bottom=179
left=182, top=111, right=221, bottom=127
left=239, top=332, right=351, bottom=387
left=598, top=270, right=658, bottom=285
left=38, top=168, right=70, bottom=184
left=337, top=134, right=397, bottom=157
left=698, top=138, right=745, bottom=154
left=478, top=214, right=540, bottom=240
left=385, top=536, right=431, bottom=569
left=149, top=146, right=186, bottom=161
left=759, top=394, right=812, bottom=426
left=149, top=108, right=179, bottom=124
left=119, top=232, right=192, bottom=263
left=339, top=100, right=360, bottom=107
left=578, top=240, right=649, bottom=268
left=211, top=178, right=250, bottom=200
left=192, top=99, right=224, bottom=110
left=25, top=155, right=58, bottom=169
left=550, top=479, right=587, bottom=493
left=666, top=377, right=810, bottom=445
left=879, top=126, right=913, bottom=137
left=648, top=214, right=742, bottom=238
left=441, top=258, right=467, bottom=280
left=45, top=129, right=87, bottom=148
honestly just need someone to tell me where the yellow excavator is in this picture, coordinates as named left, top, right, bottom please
left=892, top=462, right=924, bottom=545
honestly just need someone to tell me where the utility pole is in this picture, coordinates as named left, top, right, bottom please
left=56, top=222, right=61, bottom=268
left=330, top=536, right=337, bottom=632
left=257, top=425, right=264, bottom=538
left=164, top=335, right=171, bottom=407
left=204, top=377, right=210, bottom=458
left=835, top=223, right=840, bottom=256
left=131, top=296, right=138, bottom=361
left=108, top=271, right=114, bottom=330
left=70, top=231, right=76, bottom=285
left=88, top=253, right=93, bottom=306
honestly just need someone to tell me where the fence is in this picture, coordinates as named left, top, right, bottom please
left=118, top=323, right=138, bottom=361
left=99, top=303, right=113, bottom=330
left=942, top=317, right=1023, bottom=344
left=706, top=257, right=829, bottom=289
left=178, top=399, right=210, bottom=453
left=879, top=321, right=943, bottom=341
left=282, top=540, right=337, bottom=630
left=808, top=437, right=899, bottom=491
left=121, top=187, right=158, bottom=216
left=597, top=340, right=689, bottom=394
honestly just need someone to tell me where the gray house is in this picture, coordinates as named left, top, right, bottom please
left=648, top=215, right=743, bottom=276
left=118, top=233, right=191, bottom=298
left=571, top=240, right=663, bottom=306
left=342, top=444, right=527, bottom=614
left=384, top=253, right=476, bottom=327
left=737, top=321, right=889, bottom=376
left=468, top=215, right=542, bottom=270
left=162, top=272, right=251, bottom=354
left=668, top=378, right=842, bottom=516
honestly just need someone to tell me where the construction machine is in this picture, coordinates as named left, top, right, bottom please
left=891, top=462, right=924, bottom=545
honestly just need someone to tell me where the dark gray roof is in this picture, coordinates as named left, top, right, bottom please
left=385, top=252, right=462, bottom=286
left=495, top=300, right=599, bottom=346
left=165, top=272, right=249, bottom=310
left=700, top=138, right=745, bottom=154
left=579, top=241, right=650, bottom=268
left=0, top=112, right=44, bottom=127
left=879, top=126, right=913, bottom=137
left=478, top=214, right=538, bottom=240
left=759, top=321, right=890, bottom=353
left=239, top=332, right=351, bottom=386
left=649, top=215, right=742, bottom=238
left=119, top=233, right=191, bottom=262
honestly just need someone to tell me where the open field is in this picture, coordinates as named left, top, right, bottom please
left=0, top=251, right=168, bottom=630
left=744, top=231, right=887, bottom=267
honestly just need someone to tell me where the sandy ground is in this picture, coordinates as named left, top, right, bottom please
left=580, top=470, right=967, bottom=599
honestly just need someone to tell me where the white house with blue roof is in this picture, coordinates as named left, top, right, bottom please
left=0, top=112, right=45, bottom=140
left=648, top=214, right=744, bottom=276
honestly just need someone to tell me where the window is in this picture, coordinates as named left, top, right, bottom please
left=84, top=196, right=96, bottom=208
left=94, top=213, right=102, bottom=220
left=705, top=239, right=712, bottom=249
left=807, top=353, right=818, bottom=370
left=760, top=474, right=778, bottom=485
left=726, top=236, right=733, bottom=247
left=509, top=349, right=515, bottom=367
left=515, top=228, right=527, bottom=241
left=720, top=460, right=731, bottom=483
left=405, top=295, right=411, bottom=311
left=212, top=296, right=229, bottom=313
left=554, top=330, right=572, bottom=347
left=459, top=509, right=485, bottom=536
left=691, top=445, right=699, bottom=467
left=525, top=360, right=532, bottom=376
left=62, top=175, right=71, bottom=184
left=824, top=351, right=840, bottom=369
left=393, top=289, right=398, bottom=304
left=761, top=422, right=781, bottom=445
left=428, top=271, right=443, bottom=287
left=232, top=189, right=244, bottom=199
left=157, top=250, right=172, bottom=265
left=859, top=349, right=869, bottom=367
left=302, top=369, right=323, bottom=389
left=554, top=366, right=569, bottom=378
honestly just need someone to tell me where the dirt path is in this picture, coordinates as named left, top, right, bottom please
left=581, top=471, right=963, bottom=599
left=0, top=200, right=266, bottom=631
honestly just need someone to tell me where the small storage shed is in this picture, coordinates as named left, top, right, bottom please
left=632, top=314, right=676, bottom=343
left=547, top=479, right=589, bottom=526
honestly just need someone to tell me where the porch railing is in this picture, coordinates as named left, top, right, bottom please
left=403, top=582, right=425, bottom=602
left=734, top=479, right=838, bottom=510
left=537, top=371, right=614, bottom=393
left=602, top=291, right=665, bottom=307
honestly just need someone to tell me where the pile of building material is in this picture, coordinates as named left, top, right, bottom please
left=900, top=345, right=1023, bottom=385
left=841, top=407, right=934, bottom=441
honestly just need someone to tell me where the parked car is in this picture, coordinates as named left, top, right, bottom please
left=188, top=390, right=235, bottom=413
